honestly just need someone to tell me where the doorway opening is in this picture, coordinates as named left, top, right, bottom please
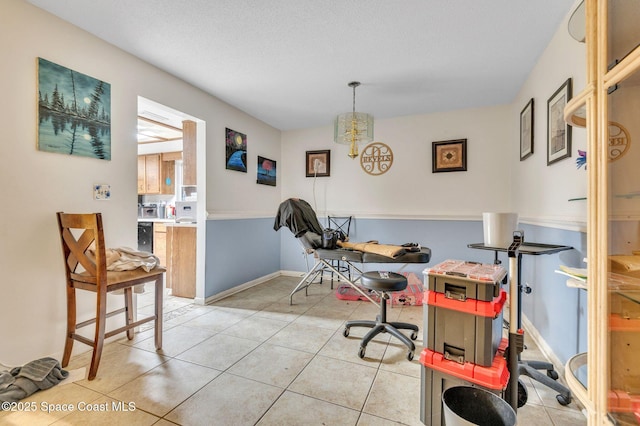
left=136, top=96, right=206, bottom=308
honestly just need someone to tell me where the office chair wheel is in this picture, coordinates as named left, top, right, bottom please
left=407, top=351, right=414, bottom=361
left=547, top=369, right=559, bottom=380
left=343, top=327, right=350, bottom=338
left=517, top=379, right=528, bottom=407
left=358, top=346, right=366, bottom=359
left=556, top=394, right=571, bottom=406
left=410, top=331, right=418, bottom=341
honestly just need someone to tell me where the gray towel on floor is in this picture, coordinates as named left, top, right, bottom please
left=0, top=357, right=68, bottom=405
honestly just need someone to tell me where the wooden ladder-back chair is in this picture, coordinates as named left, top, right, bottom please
left=57, top=212, right=165, bottom=380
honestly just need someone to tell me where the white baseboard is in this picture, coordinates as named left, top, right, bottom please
left=280, top=270, right=307, bottom=277
left=204, top=269, right=323, bottom=304
left=521, top=314, right=565, bottom=377
left=204, top=271, right=281, bottom=304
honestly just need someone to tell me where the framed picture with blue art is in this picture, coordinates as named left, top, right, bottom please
left=37, top=58, right=111, bottom=160
left=225, top=128, right=247, bottom=172
left=257, top=156, right=276, bottom=186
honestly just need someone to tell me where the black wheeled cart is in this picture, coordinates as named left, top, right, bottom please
left=468, top=231, right=573, bottom=412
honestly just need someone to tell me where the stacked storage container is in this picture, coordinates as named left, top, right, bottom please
left=420, top=260, right=509, bottom=425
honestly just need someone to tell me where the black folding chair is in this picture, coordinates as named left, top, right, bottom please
left=325, top=216, right=353, bottom=287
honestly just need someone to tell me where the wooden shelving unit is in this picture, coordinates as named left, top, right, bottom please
left=563, top=1, right=640, bottom=424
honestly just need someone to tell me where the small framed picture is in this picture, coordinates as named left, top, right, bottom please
left=547, top=78, right=572, bottom=165
left=432, top=139, right=467, bottom=173
left=306, top=150, right=330, bottom=177
left=257, top=156, right=276, bottom=186
left=225, top=128, right=247, bottom=172
left=520, top=98, right=534, bottom=161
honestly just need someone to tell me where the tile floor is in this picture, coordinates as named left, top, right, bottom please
left=0, top=275, right=587, bottom=425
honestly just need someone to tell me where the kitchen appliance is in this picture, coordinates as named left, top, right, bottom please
left=137, top=222, right=153, bottom=252
left=141, top=203, right=159, bottom=218
left=175, top=201, right=197, bottom=223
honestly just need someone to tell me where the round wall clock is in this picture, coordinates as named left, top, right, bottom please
left=360, top=142, right=393, bottom=175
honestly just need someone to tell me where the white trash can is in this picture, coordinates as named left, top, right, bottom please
left=482, top=213, right=519, bottom=248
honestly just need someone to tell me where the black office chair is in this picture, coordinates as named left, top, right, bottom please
left=325, top=215, right=353, bottom=287
left=343, top=271, right=418, bottom=361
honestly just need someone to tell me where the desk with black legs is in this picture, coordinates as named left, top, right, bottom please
left=468, top=238, right=573, bottom=411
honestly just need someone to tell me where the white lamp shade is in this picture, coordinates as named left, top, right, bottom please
left=334, top=112, right=374, bottom=145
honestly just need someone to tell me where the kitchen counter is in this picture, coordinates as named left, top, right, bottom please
left=166, top=221, right=197, bottom=227
left=137, top=218, right=176, bottom=223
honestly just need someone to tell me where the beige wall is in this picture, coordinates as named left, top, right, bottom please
left=0, top=0, right=281, bottom=366
left=511, top=0, right=587, bottom=228
left=281, top=105, right=513, bottom=219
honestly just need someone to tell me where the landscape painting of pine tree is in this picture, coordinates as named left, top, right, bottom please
left=37, top=57, right=111, bottom=160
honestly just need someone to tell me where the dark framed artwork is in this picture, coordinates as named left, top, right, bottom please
left=520, top=98, right=534, bottom=161
left=37, top=58, right=111, bottom=160
left=225, top=128, right=247, bottom=172
left=306, top=150, right=330, bottom=177
left=547, top=78, right=572, bottom=165
left=257, top=156, right=276, bottom=186
left=432, top=139, right=467, bottom=173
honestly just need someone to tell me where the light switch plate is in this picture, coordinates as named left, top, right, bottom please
left=93, top=184, right=111, bottom=200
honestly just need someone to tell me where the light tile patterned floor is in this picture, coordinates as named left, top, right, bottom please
left=0, top=275, right=587, bottom=425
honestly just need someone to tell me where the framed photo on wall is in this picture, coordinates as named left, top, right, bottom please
left=257, top=156, right=276, bottom=186
left=432, top=139, right=467, bottom=173
left=547, top=78, right=572, bottom=165
left=520, top=98, right=534, bottom=161
left=306, top=150, right=330, bottom=177
left=225, top=128, right=247, bottom=172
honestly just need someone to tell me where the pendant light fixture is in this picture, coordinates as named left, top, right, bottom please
left=567, top=0, right=585, bottom=43
left=334, top=81, right=374, bottom=159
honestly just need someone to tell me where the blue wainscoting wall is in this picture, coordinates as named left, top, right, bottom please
left=516, top=224, right=588, bottom=364
left=205, top=217, right=281, bottom=298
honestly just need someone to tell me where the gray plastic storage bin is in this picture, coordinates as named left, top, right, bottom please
left=424, top=291, right=505, bottom=367
left=424, top=261, right=506, bottom=302
left=427, top=273, right=501, bottom=302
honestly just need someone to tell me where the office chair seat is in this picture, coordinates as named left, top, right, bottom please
left=343, top=271, right=419, bottom=361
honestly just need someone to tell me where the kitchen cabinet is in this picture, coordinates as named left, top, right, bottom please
left=563, top=1, right=640, bottom=424
left=161, top=151, right=182, bottom=162
left=153, top=222, right=167, bottom=266
left=166, top=224, right=196, bottom=298
left=160, top=156, right=175, bottom=195
left=138, top=154, right=161, bottom=194
left=137, top=153, right=177, bottom=195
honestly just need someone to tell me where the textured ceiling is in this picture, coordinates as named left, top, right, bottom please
left=28, top=0, right=578, bottom=131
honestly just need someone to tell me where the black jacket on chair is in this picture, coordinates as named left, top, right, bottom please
left=274, top=198, right=323, bottom=247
